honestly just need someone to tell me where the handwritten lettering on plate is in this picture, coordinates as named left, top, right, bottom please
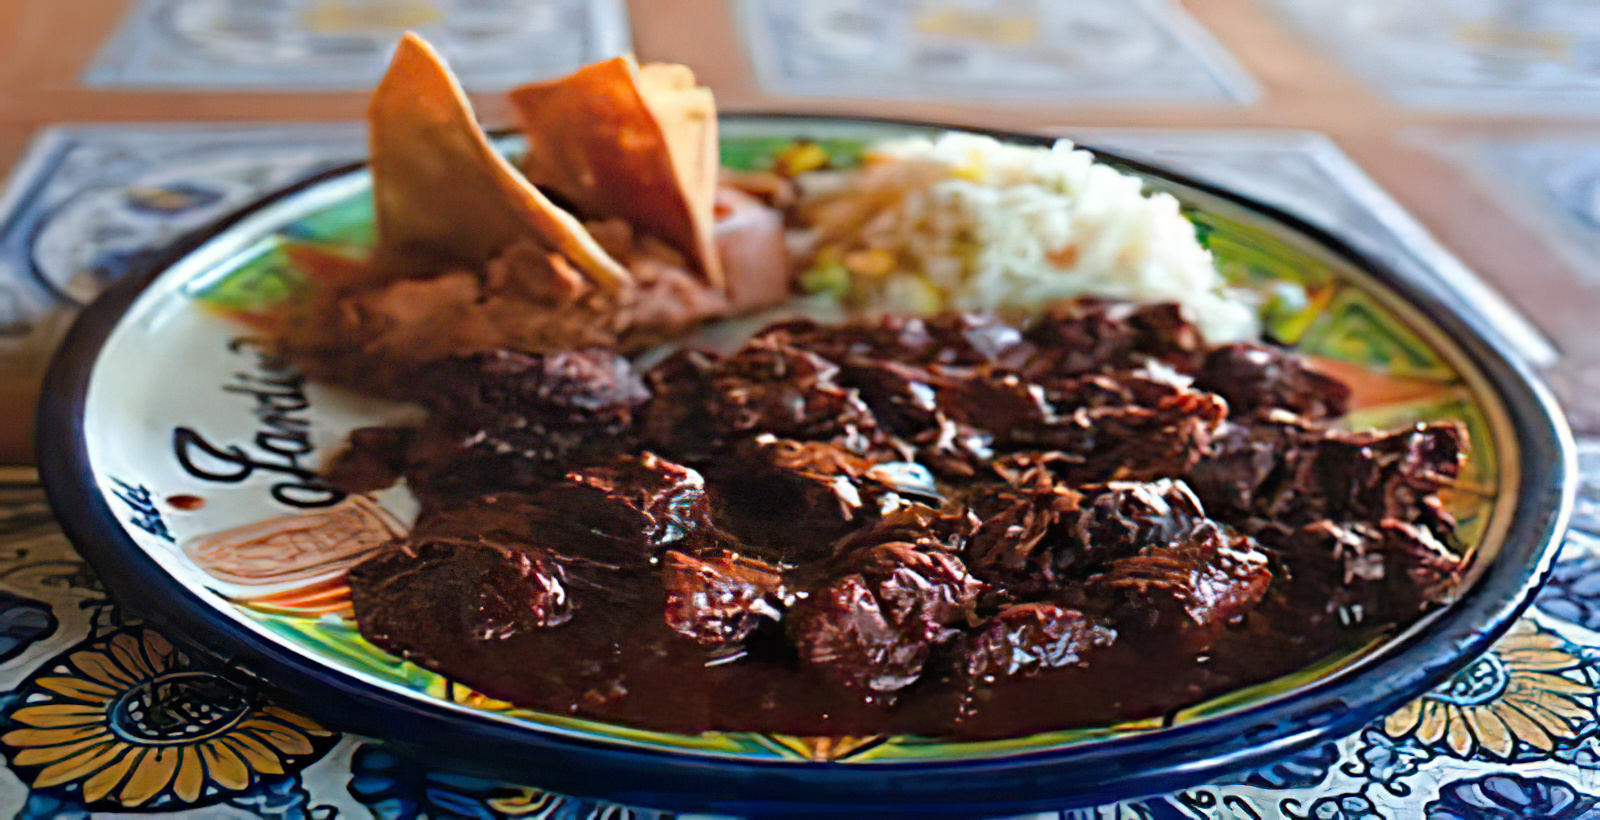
left=108, top=477, right=173, bottom=543
left=173, top=338, right=343, bottom=509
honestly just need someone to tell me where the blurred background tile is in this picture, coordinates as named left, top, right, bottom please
left=737, top=0, right=1258, bottom=106
left=85, top=0, right=630, bottom=90
left=1414, top=130, right=1600, bottom=431
left=1264, top=0, right=1600, bottom=113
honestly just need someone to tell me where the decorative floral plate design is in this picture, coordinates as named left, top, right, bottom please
left=34, top=116, right=1574, bottom=814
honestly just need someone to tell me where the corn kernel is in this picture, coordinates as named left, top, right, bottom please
left=883, top=276, right=944, bottom=315
left=774, top=142, right=830, bottom=176
left=843, top=248, right=896, bottom=278
left=798, top=262, right=850, bottom=296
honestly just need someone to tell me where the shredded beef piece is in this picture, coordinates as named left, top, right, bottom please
left=351, top=539, right=572, bottom=649
left=1019, top=301, right=1204, bottom=378
left=760, top=313, right=1025, bottom=368
left=391, top=348, right=649, bottom=491
left=836, top=360, right=946, bottom=436
left=413, top=347, right=647, bottom=437
left=963, top=603, right=1115, bottom=681
left=1381, top=520, right=1466, bottom=604
left=639, top=339, right=876, bottom=459
left=1195, top=343, right=1351, bottom=420
left=707, top=438, right=877, bottom=563
left=396, top=415, right=566, bottom=499
left=1124, top=303, right=1207, bottom=369
left=324, top=425, right=414, bottom=493
left=407, top=455, right=711, bottom=576
left=829, top=505, right=980, bottom=564
left=1278, top=517, right=1465, bottom=621
left=1020, top=389, right=1229, bottom=484
left=1189, top=419, right=1465, bottom=545
left=843, top=543, right=983, bottom=633
left=965, top=469, right=1084, bottom=590
left=1185, top=418, right=1305, bottom=519
left=789, top=513, right=985, bottom=693
left=662, top=549, right=786, bottom=645
left=1091, top=522, right=1272, bottom=646
left=408, top=494, right=654, bottom=582
left=967, top=476, right=1210, bottom=594
left=787, top=575, right=927, bottom=693
left=752, top=316, right=920, bottom=363
left=1075, top=479, right=1209, bottom=555
left=1263, top=422, right=1465, bottom=531
left=923, top=313, right=1031, bottom=365
left=940, top=366, right=1057, bottom=434
left=541, top=454, right=711, bottom=549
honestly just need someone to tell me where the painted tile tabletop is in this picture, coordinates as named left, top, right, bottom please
left=84, top=0, right=632, bottom=91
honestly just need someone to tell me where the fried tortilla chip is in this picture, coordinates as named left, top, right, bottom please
left=508, top=57, right=723, bottom=288
left=637, top=62, right=719, bottom=262
left=368, top=33, right=630, bottom=293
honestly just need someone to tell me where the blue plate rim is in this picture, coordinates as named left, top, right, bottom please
left=33, top=113, right=1576, bottom=816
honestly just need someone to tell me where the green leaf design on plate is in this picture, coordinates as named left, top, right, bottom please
left=283, top=193, right=376, bottom=248
left=720, top=136, right=870, bottom=173
left=1297, top=288, right=1457, bottom=380
left=185, top=236, right=306, bottom=313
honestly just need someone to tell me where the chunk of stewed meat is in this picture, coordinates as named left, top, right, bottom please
left=1185, top=418, right=1306, bottom=519
left=965, top=472, right=1084, bottom=589
left=836, top=359, right=946, bottom=436
left=350, top=539, right=571, bottom=651
left=1018, top=301, right=1203, bottom=378
left=323, top=425, right=414, bottom=493
left=547, top=454, right=711, bottom=548
left=967, top=476, right=1210, bottom=591
left=1279, top=518, right=1465, bottom=622
left=1266, top=422, right=1466, bottom=532
left=759, top=313, right=1025, bottom=368
left=1194, top=343, right=1351, bottom=420
left=787, top=575, right=928, bottom=693
left=938, top=367, right=1057, bottom=435
left=1091, top=523, right=1272, bottom=644
left=662, top=549, right=786, bottom=645
left=708, top=438, right=875, bottom=563
left=790, top=536, right=984, bottom=693
left=964, top=603, right=1116, bottom=681
left=829, top=504, right=978, bottom=560
left=412, top=347, right=648, bottom=458
left=640, top=340, right=876, bottom=458
left=1073, top=479, right=1209, bottom=556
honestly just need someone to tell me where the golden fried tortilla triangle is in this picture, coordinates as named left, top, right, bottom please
left=368, top=33, right=629, bottom=293
left=508, top=57, right=722, bottom=288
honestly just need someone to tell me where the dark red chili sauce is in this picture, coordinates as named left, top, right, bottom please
left=324, top=300, right=1466, bottom=739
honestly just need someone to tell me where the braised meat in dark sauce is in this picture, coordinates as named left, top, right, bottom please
left=330, top=300, right=1467, bottom=738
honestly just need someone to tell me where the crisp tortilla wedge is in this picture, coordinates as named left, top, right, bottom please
left=637, top=62, right=719, bottom=270
left=508, top=57, right=723, bottom=288
left=368, top=33, right=630, bottom=293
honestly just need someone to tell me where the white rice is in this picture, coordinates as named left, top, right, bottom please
left=794, top=132, right=1259, bottom=343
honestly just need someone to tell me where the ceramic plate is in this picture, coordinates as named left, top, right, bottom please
left=36, top=116, right=1575, bottom=816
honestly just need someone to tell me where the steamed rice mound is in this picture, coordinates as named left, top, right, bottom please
left=794, top=132, right=1258, bottom=343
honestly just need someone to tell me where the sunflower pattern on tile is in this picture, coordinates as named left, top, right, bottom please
left=0, top=627, right=336, bottom=810
left=1382, top=621, right=1599, bottom=761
